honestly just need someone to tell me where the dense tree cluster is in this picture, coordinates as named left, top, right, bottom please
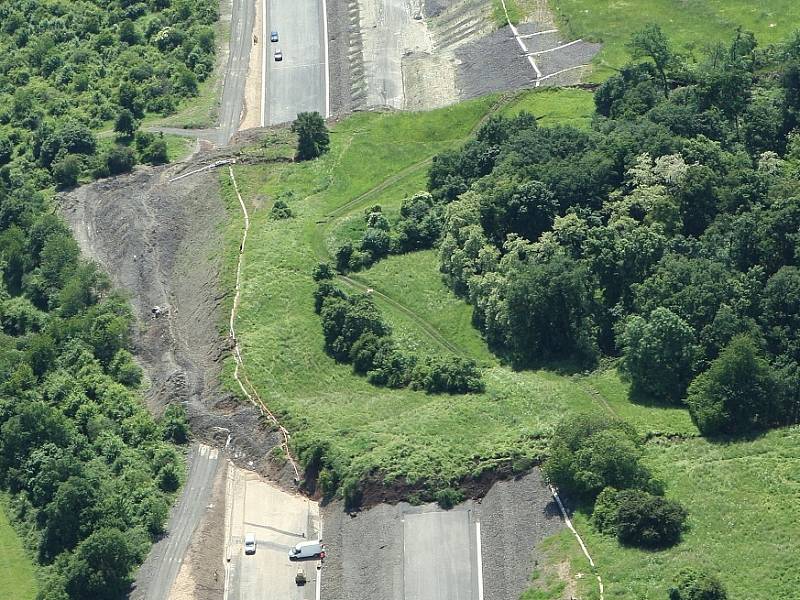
left=313, top=276, right=484, bottom=395
left=428, top=26, right=800, bottom=436
left=544, top=413, right=687, bottom=548
left=335, top=194, right=443, bottom=272
left=0, top=0, right=217, bottom=188
left=0, top=180, right=189, bottom=599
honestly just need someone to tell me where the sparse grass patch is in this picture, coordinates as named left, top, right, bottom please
left=492, top=0, right=522, bottom=27
left=550, top=0, right=800, bottom=81
left=164, top=135, right=196, bottom=163
left=0, top=500, right=37, bottom=600
left=501, top=88, right=595, bottom=129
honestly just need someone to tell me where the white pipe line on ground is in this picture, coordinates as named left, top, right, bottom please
left=227, top=165, right=301, bottom=481
left=518, top=28, right=558, bottom=38
left=499, top=0, right=542, bottom=83
left=549, top=484, right=605, bottom=600
left=525, top=38, right=583, bottom=57
left=168, top=159, right=236, bottom=182
left=535, top=63, right=589, bottom=83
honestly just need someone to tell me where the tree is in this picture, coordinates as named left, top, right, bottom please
left=62, top=528, right=140, bottom=600
left=291, top=112, right=329, bottom=160
left=686, top=335, right=780, bottom=435
left=161, top=403, right=189, bottom=444
left=52, top=155, right=82, bottom=190
left=114, top=109, right=138, bottom=139
left=105, top=145, right=136, bottom=175
left=41, top=476, right=100, bottom=561
left=543, top=413, right=652, bottom=501
left=669, top=568, right=728, bottom=600
left=139, top=137, right=169, bottom=165
left=619, top=308, right=699, bottom=404
left=627, top=23, right=673, bottom=96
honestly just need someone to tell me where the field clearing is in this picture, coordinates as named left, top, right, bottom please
left=0, top=501, right=38, bottom=600
left=529, top=427, right=800, bottom=599
left=550, top=0, right=800, bottom=81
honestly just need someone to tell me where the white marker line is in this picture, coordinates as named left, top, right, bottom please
left=525, top=39, right=583, bottom=57
left=499, top=0, right=542, bottom=81
left=316, top=564, right=322, bottom=600
left=475, top=521, right=484, bottom=600
left=535, top=63, right=588, bottom=83
left=519, top=29, right=558, bottom=38
left=321, top=0, right=331, bottom=117
left=260, top=0, right=267, bottom=127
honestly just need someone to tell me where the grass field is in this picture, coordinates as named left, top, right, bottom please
left=222, top=89, right=697, bottom=488
left=0, top=501, right=38, bottom=600
left=550, top=0, right=800, bottom=81
left=526, top=426, right=800, bottom=599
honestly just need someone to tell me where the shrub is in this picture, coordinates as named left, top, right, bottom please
left=269, top=199, right=293, bottom=219
left=140, top=138, right=168, bottom=165
left=543, top=413, right=652, bottom=502
left=614, top=489, right=687, bottom=548
left=411, top=356, right=484, bottom=394
left=52, top=155, right=82, bottom=189
left=435, top=487, right=464, bottom=509
left=342, top=478, right=362, bottom=511
left=312, top=262, right=334, bottom=281
left=105, top=145, right=136, bottom=175
left=109, top=349, right=142, bottom=387
left=668, top=567, right=728, bottom=600
left=160, top=403, right=190, bottom=444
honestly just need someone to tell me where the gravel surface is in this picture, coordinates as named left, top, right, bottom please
left=327, top=0, right=363, bottom=114
left=321, top=469, right=563, bottom=600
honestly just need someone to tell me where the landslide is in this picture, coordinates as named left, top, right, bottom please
left=58, top=142, right=296, bottom=487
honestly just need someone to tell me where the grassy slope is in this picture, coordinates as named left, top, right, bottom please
left=224, top=87, right=800, bottom=597
left=0, top=501, right=37, bottom=600
left=541, top=427, right=800, bottom=600
left=223, top=92, right=626, bottom=485
left=550, top=0, right=800, bottom=81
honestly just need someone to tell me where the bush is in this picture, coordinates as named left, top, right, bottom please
left=109, top=349, right=142, bottom=387
left=342, top=478, right=362, bottom=511
left=435, top=487, right=464, bottom=509
left=312, top=262, right=334, bottom=281
left=668, top=567, right=728, bottom=600
left=160, top=403, right=190, bottom=444
left=140, top=138, right=168, bottom=165
left=105, top=145, right=136, bottom=175
left=613, top=488, right=687, bottom=548
left=543, top=413, right=652, bottom=502
left=411, top=356, right=484, bottom=394
left=52, top=155, right=82, bottom=190
left=269, top=199, right=293, bottom=219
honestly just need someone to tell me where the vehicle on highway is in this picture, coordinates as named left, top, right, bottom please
left=288, top=539, right=325, bottom=561
left=274, top=49, right=283, bottom=61
left=244, top=533, right=257, bottom=555
left=270, top=30, right=279, bottom=42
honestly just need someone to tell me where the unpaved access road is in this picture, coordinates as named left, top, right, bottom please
left=131, top=444, right=221, bottom=600
left=225, top=465, right=321, bottom=600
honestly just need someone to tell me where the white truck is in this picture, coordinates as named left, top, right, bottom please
left=288, top=539, right=325, bottom=561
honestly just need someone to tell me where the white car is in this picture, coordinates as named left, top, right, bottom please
left=244, top=533, right=256, bottom=555
left=274, top=49, right=283, bottom=62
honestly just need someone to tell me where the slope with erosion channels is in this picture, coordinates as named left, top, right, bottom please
left=223, top=89, right=693, bottom=492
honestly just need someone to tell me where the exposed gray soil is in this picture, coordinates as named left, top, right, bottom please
left=321, top=469, right=563, bottom=600
left=58, top=149, right=297, bottom=483
left=327, top=0, right=364, bottom=115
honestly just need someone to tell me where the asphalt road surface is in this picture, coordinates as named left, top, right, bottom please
left=226, top=466, right=321, bottom=600
left=131, top=444, right=221, bottom=600
left=404, top=509, right=481, bottom=600
left=263, top=0, right=327, bottom=125
left=218, top=0, right=256, bottom=144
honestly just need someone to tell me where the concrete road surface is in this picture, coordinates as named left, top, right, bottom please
left=131, top=444, right=221, bottom=600
left=226, top=465, right=321, bottom=600
left=218, top=0, right=256, bottom=144
left=404, top=509, right=481, bottom=600
left=263, top=0, right=327, bottom=125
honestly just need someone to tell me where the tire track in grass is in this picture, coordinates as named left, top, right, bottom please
left=312, top=92, right=521, bottom=358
